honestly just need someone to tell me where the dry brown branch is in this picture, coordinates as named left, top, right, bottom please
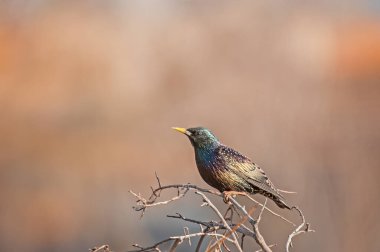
left=255, top=244, right=277, bottom=252
left=245, top=194, right=296, bottom=226
left=167, top=213, right=255, bottom=239
left=129, top=188, right=190, bottom=218
left=206, top=205, right=256, bottom=252
left=128, top=174, right=313, bottom=252
left=130, top=231, right=235, bottom=252
left=90, top=245, right=111, bottom=252
left=195, top=227, right=209, bottom=252
left=277, top=189, right=298, bottom=194
left=253, top=199, right=272, bottom=252
left=228, top=197, right=272, bottom=252
left=195, top=191, right=243, bottom=252
left=286, top=206, right=315, bottom=252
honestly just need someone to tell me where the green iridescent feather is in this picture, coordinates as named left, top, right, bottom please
left=174, top=127, right=291, bottom=209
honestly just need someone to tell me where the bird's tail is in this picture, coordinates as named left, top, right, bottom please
left=259, top=190, right=292, bottom=209
left=273, top=196, right=291, bottom=210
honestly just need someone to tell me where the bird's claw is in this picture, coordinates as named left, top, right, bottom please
left=223, top=194, right=230, bottom=204
left=223, top=191, right=246, bottom=203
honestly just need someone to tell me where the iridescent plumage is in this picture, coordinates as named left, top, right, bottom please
left=173, top=127, right=291, bottom=209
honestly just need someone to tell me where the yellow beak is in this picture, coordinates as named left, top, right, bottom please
left=172, top=127, right=189, bottom=135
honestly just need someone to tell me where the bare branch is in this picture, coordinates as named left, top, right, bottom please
left=286, top=206, right=315, bottom=252
left=195, top=191, right=243, bottom=252
left=207, top=205, right=256, bottom=252
left=169, top=239, right=180, bottom=252
left=228, top=197, right=272, bottom=252
left=130, top=231, right=236, bottom=252
left=240, top=234, right=246, bottom=250
left=245, top=194, right=296, bottom=226
left=183, top=227, right=191, bottom=246
left=127, top=174, right=314, bottom=252
left=277, top=189, right=297, bottom=194
left=255, top=244, right=277, bottom=252
left=90, top=245, right=110, bottom=252
left=167, top=213, right=255, bottom=238
left=252, top=199, right=273, bottom=252
left=257, top=198, right=267, bottom=224
left=129, top=188, right=189, bottom=218
left=154, top=171, right=162, bottom=189
left=167, top=213, right=217, bottom=229
left=195, top=227, right=209, bottom=252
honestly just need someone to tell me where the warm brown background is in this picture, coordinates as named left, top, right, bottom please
left=1, top=1, right=380, bottom=252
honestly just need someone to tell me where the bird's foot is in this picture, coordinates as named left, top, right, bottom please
left=223, top=191, right=247, bottom=203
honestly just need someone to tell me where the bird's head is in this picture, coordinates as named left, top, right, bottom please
left=172, top=127, right=220, bottom=149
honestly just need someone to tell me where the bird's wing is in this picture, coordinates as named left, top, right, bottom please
left=217, top=145, right=283, bottom=199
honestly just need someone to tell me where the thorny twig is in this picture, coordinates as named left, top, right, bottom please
left=128, top=174, right=313, bottom=251
left=130, top=232, right=235, bottom=252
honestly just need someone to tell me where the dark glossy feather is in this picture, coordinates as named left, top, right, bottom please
left=216, top=145, right=290, bottom=209
left=177, top=127, right=291, bottom=209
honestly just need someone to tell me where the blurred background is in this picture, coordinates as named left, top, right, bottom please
left=1, top=1, right=380, bottom=251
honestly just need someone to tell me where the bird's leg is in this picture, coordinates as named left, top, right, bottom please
left=223, top=191, right=247, bottom=203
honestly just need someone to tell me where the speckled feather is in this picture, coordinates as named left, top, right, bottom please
left=177, top=127, right=291, bottom=209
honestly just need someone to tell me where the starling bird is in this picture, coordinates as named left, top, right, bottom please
left=172, top=127, right=291, bottom=209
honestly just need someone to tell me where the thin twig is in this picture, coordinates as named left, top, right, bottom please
left=257, top=198, right=267, bottom=224
left=207, top=206, right=256, bottom=252
left=252, top=199, right=272, bottom=252
left=130, top=232, right=235, bottom=252
left=129, top=188, right=189, bottom=218
left=169, top=239, right=180, bottom=252
left=196, top=191, right=243, bottom=252
left=128, top=175, right=313, bottom=252
left=286, top=206, right=315, bottom=252
left=167, top=213, right=255, bottom=238
left=155, top=171, right=162, bottom=189
left=240, top=234, right=246, bottom=250
left=255, top=244, right=277, bottom=252
left=195, top=227, right=209, bottom=252
left=245, top=194, right=296, bottom=226
left=228, top=197, right=272, bottom=252
left=277, top=189, right=297, bottom=194
left=90, top=245, right=110, bottom=252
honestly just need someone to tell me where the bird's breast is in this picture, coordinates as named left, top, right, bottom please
left=194, top=148, right=229, bottom=190
left=194, top=148, right=216, bottom=168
